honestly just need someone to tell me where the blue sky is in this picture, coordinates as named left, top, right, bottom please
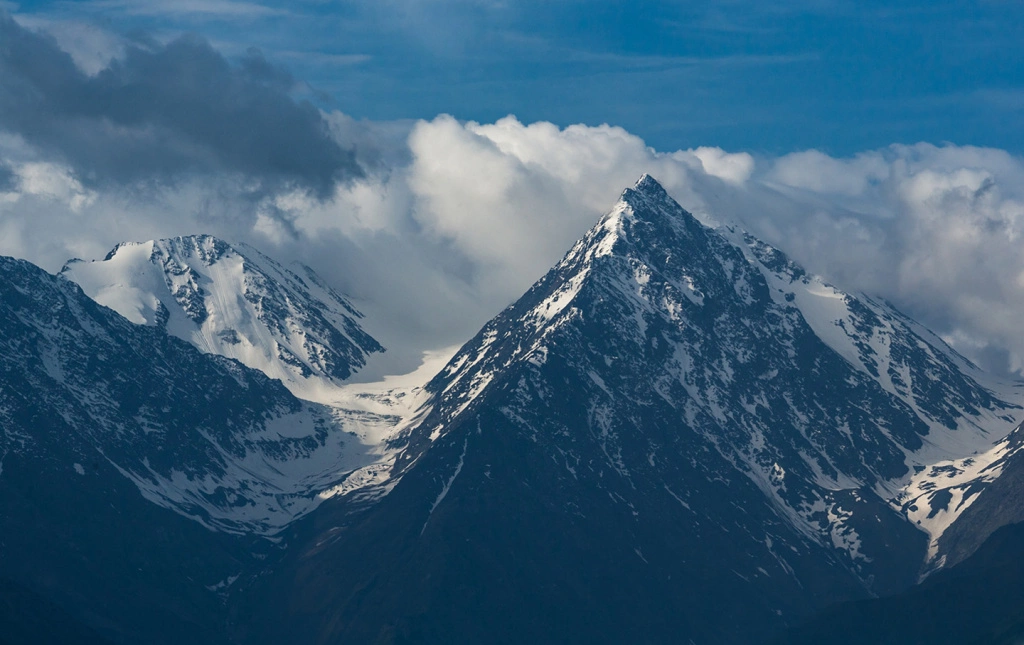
left=9, top=0, right=1024, bottom=156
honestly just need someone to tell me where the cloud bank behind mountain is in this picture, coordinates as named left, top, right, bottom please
left=2, top=12, right=1023, bottom=376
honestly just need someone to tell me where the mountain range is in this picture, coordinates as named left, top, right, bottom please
left=2, top=176, right=1023, bottom=644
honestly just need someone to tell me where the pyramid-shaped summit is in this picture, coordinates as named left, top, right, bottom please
left=620, top=174, right=693, bottom=222
left=558, top=175, right=719, bottom=292
left=599, top=173, right=700, bottom=231
left=628, top=172, right=669, bottom=200
left=239, top=177, right=1015, bottom=645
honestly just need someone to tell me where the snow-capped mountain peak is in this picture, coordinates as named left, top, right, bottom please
left=61, top=234, right=383, bottom=402
left=584, top=174, right=706, bottom=259
left=415, top=175, right=1020, bottom=584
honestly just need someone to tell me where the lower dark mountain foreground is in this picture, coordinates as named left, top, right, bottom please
left=3, top=176, right=1024, bottom=644
left=777, top=519, right=1024, bottom=645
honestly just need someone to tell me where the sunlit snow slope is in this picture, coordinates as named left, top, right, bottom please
left=61, top=235, right=383, bottom=403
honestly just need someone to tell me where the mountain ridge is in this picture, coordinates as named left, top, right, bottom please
left=229, top=175, right=1023, bottom=644
left=61, top=234, right=384, bottom=403
left=4, top=176, right=1024, bottom=643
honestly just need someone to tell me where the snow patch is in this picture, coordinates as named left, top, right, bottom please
left=421, top=437, right=468, bottom=535
left=900, top=433, right=1022, bottom=561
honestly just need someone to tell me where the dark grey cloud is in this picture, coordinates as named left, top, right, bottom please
left=0, top=12, right=359, bottom=197
left=0, top=162, right=15, bottom=192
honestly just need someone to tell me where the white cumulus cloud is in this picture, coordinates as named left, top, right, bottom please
left=3, top=110, right=1024, bottom=376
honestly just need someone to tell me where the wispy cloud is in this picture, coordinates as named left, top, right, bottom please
left=64, top=0, right=288, bottom=18
left=273, top=51, right=372, bottom=67
left=560, top=50, right=820, bottom=71
left=971, top=88, right=1024, bottom=110
left=11, top=13, right=126, bottom=74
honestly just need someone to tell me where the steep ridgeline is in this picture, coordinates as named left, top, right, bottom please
left=236, top=176, right=1021, bottom=645
left=0, top=254, right=400, bottom=642
left=61, top=235, right=383, bottom=402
